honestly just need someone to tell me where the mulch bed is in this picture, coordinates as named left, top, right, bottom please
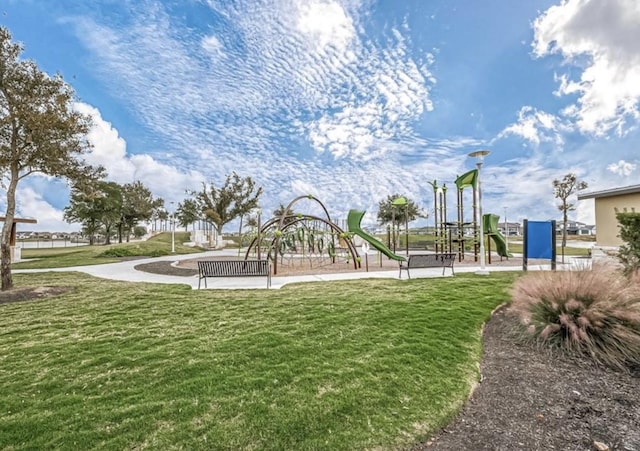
left=133, top=261, right=198, bottom=277
left=415, top=307, right=640, bottom=451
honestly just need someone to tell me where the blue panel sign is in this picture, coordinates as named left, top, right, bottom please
left=526, top=221, right=553, bottom=259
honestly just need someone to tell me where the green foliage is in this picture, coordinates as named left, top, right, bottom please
left=65, top=180, right=160, bottom=245
left=273, top=203, right=297, bottom=225
left=120, top=180, right=162, bottom=242
left=0, top=271, right=517, bottom=450
left=510, top=264, right=640, bottom=370
left=194, top=172, right=263, bottom=235
left=98, top=246, right=169, bottom=258
left=376, top=194, right=425, bottom=226
left=0, top=26, right=103, bottom=290
left=175, top=198, right=200, bottom=229
left=65, top=181, right=123, bottom=245
left=616, top=210, right=640, bottom=276
left=133, top=225, right=147, bottom=238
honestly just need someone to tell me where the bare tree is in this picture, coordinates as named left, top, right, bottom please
left=552, top=173, right=588, bottom=263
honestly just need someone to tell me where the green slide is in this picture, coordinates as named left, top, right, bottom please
left=483, top=213, right=513, bottom=258
left=347, top=209, right=406, bottom=262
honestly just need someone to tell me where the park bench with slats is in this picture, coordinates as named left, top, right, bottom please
left=399, top=253, right=456, bottom=279
left=197, top=260, right=271, bottom=289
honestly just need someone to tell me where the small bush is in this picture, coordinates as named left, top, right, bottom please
left=147, top=249, right=169, bottom=257
left=98, top=246, right=170, bottom=258
left=510, top=263, right=640, bottom=370
left=99, top=247, right=140, bottom=258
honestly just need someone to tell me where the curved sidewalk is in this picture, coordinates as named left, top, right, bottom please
left=14, top=249, right=589, bottom=290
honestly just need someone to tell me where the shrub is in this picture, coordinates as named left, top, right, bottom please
left=510, top=263, right=640, bottom=370
left=616, top=210, right=640, bottom=277
left=98, top=246, right=170, bottom=258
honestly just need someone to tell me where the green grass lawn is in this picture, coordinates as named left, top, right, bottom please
left=0, top=271, right=518, bottom=450
left=14, top=232, right=203, bottom=269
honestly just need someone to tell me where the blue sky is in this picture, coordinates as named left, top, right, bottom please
left=3, top=0, right=640, bottom=232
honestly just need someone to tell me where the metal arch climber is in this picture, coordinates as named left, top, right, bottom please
left=244, top=195, right=361, bottom=275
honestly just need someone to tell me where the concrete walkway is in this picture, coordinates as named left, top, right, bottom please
left=14, top=249, right=592, bottom=290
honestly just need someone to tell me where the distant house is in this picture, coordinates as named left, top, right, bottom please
left=578, top=184, right=640, bottom=247
left=556, top=221, right=596, bottom=236
left=498, top=221, right=521, bottom=237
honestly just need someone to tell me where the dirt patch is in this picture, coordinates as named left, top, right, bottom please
left=0, top=286, right=73, bottom=305
left=415, top=307, right=640, bottom=451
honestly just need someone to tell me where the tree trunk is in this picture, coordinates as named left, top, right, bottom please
left=562, top=208, right=568, bottom=264
left=1, top=166, right=19, bottom=291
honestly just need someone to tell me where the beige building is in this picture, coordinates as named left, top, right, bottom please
left=578, top=184, right=640, bottom=247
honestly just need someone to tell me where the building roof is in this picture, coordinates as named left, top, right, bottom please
left=578, top=184, right=640, bottom=200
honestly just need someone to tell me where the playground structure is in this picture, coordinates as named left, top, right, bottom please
left=241, top=170, right=512, bottom=275
left=244, top=195, right=361, bottom=275
left=428, top=169, right=511, bottom=262
left=347, top=209, right=405, bottom=262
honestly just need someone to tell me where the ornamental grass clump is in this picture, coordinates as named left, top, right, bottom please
left=510, top=263, right=640, bottom=370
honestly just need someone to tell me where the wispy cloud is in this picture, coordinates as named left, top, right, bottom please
left=58, top=0, right=451, bottom=222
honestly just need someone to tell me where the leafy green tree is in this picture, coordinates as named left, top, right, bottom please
left=133, top=225, right=147, bottom=239
left=156, top=208, right=169, bottom=231
left=0, top=27, right=103, bottom=290
left=119, top=180, right=161, bottom=242
left=65, top=181, right=122, bottom=245
left=273, top=204, right=297, bottom=226
left=175, top=198, right=200, bottom=231
left=552, top=173, right=588, bottom=263
left=616, top=209, right=640, bottom=276
left=376, top=194, right=422, bottom=225
left=64, top=188, right=103, bottom=245
left=195, top=172, right=263, bottom=236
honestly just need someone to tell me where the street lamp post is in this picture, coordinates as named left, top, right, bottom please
left=503, top=206, right=509, bottom=254
left=255, top=208, right=262, bottom=260
left=170, top=202, right=176, bottom=254
left=468, top=150, right=491, bottom=275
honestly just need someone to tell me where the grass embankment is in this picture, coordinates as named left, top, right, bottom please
left=0, top=271, right=518, bottom=450
left=14, top=232, right=202, bottom=269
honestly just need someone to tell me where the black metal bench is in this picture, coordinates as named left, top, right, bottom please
left=399, top=253, right=456, bottom=279
left=197, top=260, right=271, bottom=289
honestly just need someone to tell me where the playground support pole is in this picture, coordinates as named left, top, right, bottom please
left=256, top=209, right=262, bottom=261
left=405, top=206, right=409, bottom=257
left=503, top=206, right=509, bottom=256
left=469, top=150, right=491, bottom=275
left=457, top=188, right=463, bottom=262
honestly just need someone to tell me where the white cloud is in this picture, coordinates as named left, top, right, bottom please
left=497, top=106, right=568, bottom=146
left=76, top=102, right=205, bottom=202
left=606, top=159, right=637, bottom=176
left=14, top=186, right=76, bottom=232
left=296, top=0, right=355, bottom=53
left=533, top=0, right=640, bottom=135
left=201, top=35, right=225, bottom=58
